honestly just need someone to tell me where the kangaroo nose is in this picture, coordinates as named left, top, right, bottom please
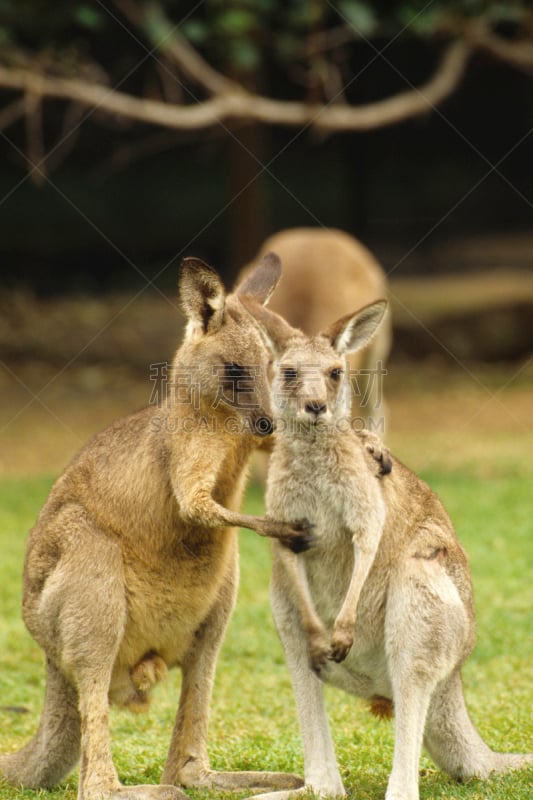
left=305, top=400, right=327, bottom=417
left=254, top=416, right=275, bottom=437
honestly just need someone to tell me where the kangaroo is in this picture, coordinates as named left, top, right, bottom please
left=0, top=254, right=314, bottom=800
left=240, top=228, right=391, bottom=432
left=240, top=296, right=533, bottom=800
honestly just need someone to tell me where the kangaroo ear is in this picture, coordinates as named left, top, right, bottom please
left=179, top=257, right=226, bottom=337
left=235, top=252, right=281, bottom=306
left=322, top=300, right=388, bottom=355
left=239, top=297, right=297, bottom=357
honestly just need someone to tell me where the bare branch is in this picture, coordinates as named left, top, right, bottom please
left=466, top=22, right=533, bottom=72
left=0, top=41, right=471, bottom=135
left=0, top=65, right=230, bottom=129
left=113, top=0, right=240, bottom=96
left=155, top=59, right=184, bottom=104
left=243, top=37, right=470, bottom=131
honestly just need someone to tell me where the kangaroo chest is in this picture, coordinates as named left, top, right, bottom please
left=270, top=437, right=367, bottom=524
left=119, top=525, right=238, bottom=661
left=270, top=441, right=381, bottom=619
left=269, top=440, right=392, bottom=697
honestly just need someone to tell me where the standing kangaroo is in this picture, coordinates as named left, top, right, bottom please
left=241, top=296, right=532, bottom=800
left=241, top=228, right=391, bottom=431
left=0, top=255, right=314, bottom=800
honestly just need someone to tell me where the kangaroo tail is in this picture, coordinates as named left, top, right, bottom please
left=0, top=659, right=81, bottom=788
left=424, top=670, right=532, bottom=780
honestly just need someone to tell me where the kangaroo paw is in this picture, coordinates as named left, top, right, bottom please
left=329, top=627, right=354, bottom=663
left=309, top=630, right=331, bottom=675
left=131, top=653, right=168, bottom=693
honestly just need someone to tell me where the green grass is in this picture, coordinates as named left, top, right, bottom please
left=0, top=474, right=531, bottom=800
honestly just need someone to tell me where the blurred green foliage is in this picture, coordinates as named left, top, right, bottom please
left=0, top=0, right=529, bottom=83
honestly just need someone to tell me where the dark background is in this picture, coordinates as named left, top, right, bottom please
left=0, top=0, right=531, bottom=477
left=1, top=32, right=532, bottom=295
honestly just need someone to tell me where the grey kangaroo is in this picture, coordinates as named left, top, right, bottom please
left=241, top=295, right=532, bottom=800
left=0, top=255, right=314, bottom=800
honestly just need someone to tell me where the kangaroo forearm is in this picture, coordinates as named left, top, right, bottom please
left=177, top=488, right=259, bottom=531
left=278, top=548, right=326, bottom=640
left=176, top=489, right=314, bottom=551
left=334, top=539, right=379, bottom=632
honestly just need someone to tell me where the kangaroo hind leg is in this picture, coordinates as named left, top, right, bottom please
left=19, top=516, right=187, bottom=800
left=384, top=554, right=471, bottom=800
left=61, top=531, right=188, bottom=800
left=162, top=562, right=302, bottom=794
left=0, top=658, right=80, bottom=788
left=242, top=553, right=345, bottom=800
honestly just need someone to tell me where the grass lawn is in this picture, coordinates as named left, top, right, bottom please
left=0, top=469, right=531, bottom=800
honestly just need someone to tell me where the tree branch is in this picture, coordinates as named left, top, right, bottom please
left=465, top=22, right=533, bottom=72
left=0, top=41, right=471, bottom=134
left=112, top=0, right=241, bottom=96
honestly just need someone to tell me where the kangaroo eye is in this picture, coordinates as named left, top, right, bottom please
left=282, top=366, right=298, bottom=382
left=225, top=362, right=246, bottom=380
left=330, top=368, right=343, bottom=381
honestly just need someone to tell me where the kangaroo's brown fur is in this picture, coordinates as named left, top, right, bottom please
left=0, top=255, right=313, bottom=800
left=242, top=296, right=532, bottom=800
left=240, top=228, right=391, bottom=432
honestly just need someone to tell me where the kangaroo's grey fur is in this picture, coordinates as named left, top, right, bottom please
left=242, top=296, right=532, bottom=800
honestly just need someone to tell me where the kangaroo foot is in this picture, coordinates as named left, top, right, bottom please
left=243, top=790, right=304, bottom=800
left=184, top=770, right=303, bottom=792
left=244, top=785, right=345, bottom=800
left=109, top=785, right=188, bottom=800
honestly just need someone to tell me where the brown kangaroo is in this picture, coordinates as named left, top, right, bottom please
left=0, top=255, right=314, bottom=800
left=241, top=295, right=532, bottom=800
left=241, top=228, right=391, bottom=432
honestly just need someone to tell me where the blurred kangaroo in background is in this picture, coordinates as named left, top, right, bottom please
left=242, top=296, right=533, bottom=800
left=240, top=228, right=391, bottom=433
left=0, top=255, right=314, bottom=800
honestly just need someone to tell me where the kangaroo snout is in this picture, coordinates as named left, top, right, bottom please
left=305, top=400, right=327, bottom=418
